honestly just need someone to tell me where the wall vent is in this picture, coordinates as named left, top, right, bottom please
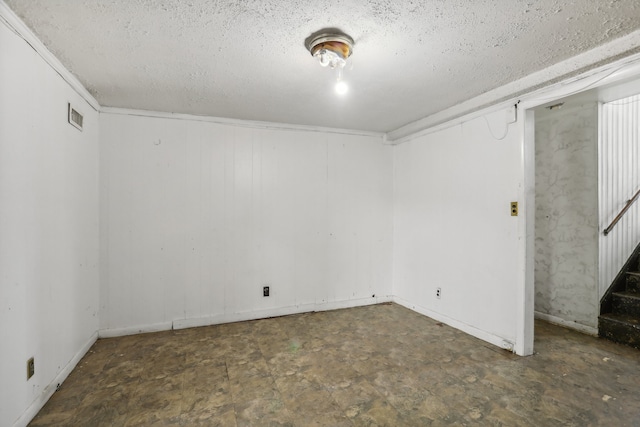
left=68, top=103, right=83, bottom=131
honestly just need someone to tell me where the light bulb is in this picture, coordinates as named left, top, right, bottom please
left=335, top=80, right=348, bottom=95
left=317, top=51, right=330, bottom=67
left=314, top=48, right=348, bottom=69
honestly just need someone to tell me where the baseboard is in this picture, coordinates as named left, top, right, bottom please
left=534, top=311, right=598, bottom=336
left=98, top=296, right=394, bottom=337
left=98, top=321, right=173, bottom=338
left=393, top=296, right=516, bottom=353
left=13, top=331, right=98, bottom=427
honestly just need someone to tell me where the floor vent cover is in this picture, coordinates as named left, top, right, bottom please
left=68, top=103, right=83, bottom=131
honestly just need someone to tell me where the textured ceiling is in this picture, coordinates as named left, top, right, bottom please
left=5, top=0, right=640, bottom=132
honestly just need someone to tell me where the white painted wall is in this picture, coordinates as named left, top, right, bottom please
left=534, top=104, right=599, bottom=331
left=99, top=112, right=393, bottom=334
left=600, top=94, right=640, bottom=297
left=0, top=21, right=99, bottom=427
left=392, top=110, right=523, bottom=350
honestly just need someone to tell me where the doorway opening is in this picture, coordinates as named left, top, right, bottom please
left=526, top=71, right=640, bottom=345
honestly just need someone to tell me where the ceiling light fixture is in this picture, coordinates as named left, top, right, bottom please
left=307, top=31, right=354, bottom=95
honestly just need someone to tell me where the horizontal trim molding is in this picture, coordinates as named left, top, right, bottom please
left=5, top=0, right=640, bottom=146
left=388, top=29, right=640, bottom=143
left=100, top=107, right=385, bottom=139
left=393, top=296, right=517, bottom=354
left=98, top=321, right=173, bottom=339
left=100, top=297, right=524, bottom=355
left=173, top=296, right=393, bottom=330
left=0, top=1, right=100, bottom=111
left=98, top=296, right=394, bottom=338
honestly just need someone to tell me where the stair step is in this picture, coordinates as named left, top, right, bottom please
left=599, top=313, right=640, bottom=349
left=612, top=292, right=640, bottom=317
left=626, top=272, right=640, bottom=293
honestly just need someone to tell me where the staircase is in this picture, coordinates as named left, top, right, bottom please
left=599, top=244, right=640, bottom=349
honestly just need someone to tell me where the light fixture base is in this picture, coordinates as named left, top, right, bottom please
left=307, top=31, right=354, bottom=69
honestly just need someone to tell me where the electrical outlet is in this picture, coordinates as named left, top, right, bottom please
left=510, top=201, right=518, bottom=216
left=263, top=286, right=270, bottom=297
left=27, top=357, right=34, bottom=380
left=436, top=288, right=441, bottom=299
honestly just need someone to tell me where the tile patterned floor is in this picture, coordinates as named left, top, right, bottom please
left=29, top=303, right=640, bottom=426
